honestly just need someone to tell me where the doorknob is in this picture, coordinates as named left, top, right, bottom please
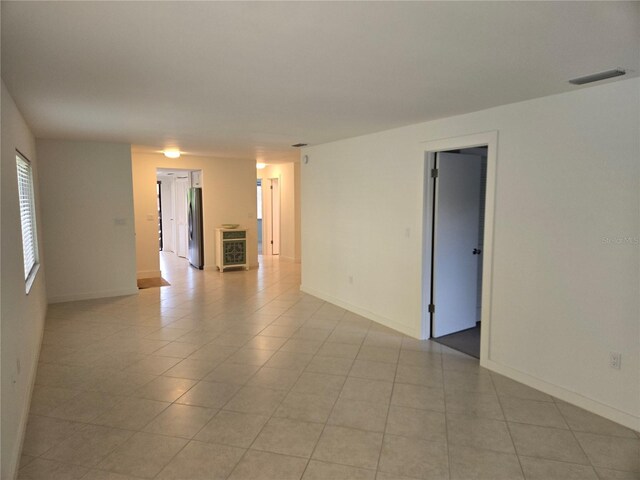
left=473, top=248, right=482, bottom=255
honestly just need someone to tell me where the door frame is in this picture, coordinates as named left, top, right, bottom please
left=421, top=131, right=498, bottom=366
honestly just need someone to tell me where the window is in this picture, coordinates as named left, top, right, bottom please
left=16, top=152, right=39, bottom=292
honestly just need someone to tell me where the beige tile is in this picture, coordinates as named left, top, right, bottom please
left=395, top=364, right=443, bottom=388
left=252, top=417, right=324, bottom=457
left=203, top=362, right=261, bottom=384
left=313, top=425, right=383, bottom=469
left=228, top=450, right=308, bottom=480
left=211, top=333, right=255, bottom=347
left=398, top=349, right=441, bottom=368
left=224, top=385, right=286, bottom=415
left=291, top=371, right=346, bottom=396
left=47, top=391, right=125, bottom=423
left=176, top=380, right=241, bottom=408
left=195, top=410, right=269, bottom=447
left=87, top=370, right=157, bottom=396
left=328, top=397, right=389, bottom=432
left=449, top=444, right=523, bottom=480
left=152, top=341, right=200, bottom=358
left=247, top=367, right=301, bottom=390
left=325, top=330, right=367, bottom=346
left=41, top=424, right=133, bottom=467
left=305, top=356, right=354, bottom=375
left=349, top=359, right=397, bottom=382
left=132, top=376, right=197, bottom=402
left=357, top=346, right=399, bottom=364
left=187, top=344, right=239, bottom=364
left=28, top=385, right=81, bottom=416
left=259, top=325, right=300, bottom=338
left=491, top=374, right=554, bottom=402
left=509, top=423, right=589, bottom=464
left=273, top=391, right=338, bottom=423
left=386, top=405, right=446, bottom=444
left=556, top=401, right=638, bottom=438
left=21, top=415, right=83, bottom=456
left=265, top=351, right=314, bottom=372
left=94, top=397, right=169, bottom=430
left=378, top=434, right=448, bottom=479
left=441, top=352, right=482, bottom=373
left=391, top=382, right=445, bottom=412
left=163, top=358, right=216, bottom=380
left=317, top=342, right=360, bottom=359
left=279, top=339, right=323, bottom=354
left=97, top=432, right=187, bottom=478
left=445, top=390, right=504, bottom=420
left=19, top=455, right=36, bottom=469
left=81, top=470, right=144, bottom=480
left=143, top=404, right=216, bottom=438
left=245, top=335, right=288, bottom=351
left=595, top=467, right=640, bottom=479
left=375, top=472, right=420, bottom=480
left=447, top=413, right=515, bottom=453
left=401, top=337, right=442, bottom=353
left=17, top=458, right=88, bottom=480
left=501, top=396, right=568, bottom=429
left=156, top=440, right=245, bottom=479
left=575, top=431, right=640, bottom=472
left=340, top=377, right=393, bottom=405
left=125, top=355, right=181, bottom=375
left=444, top=370, right=495, bottom=394
left=519, top=456, right=599, bottom=479
left=303, top=460, right=375, bottom=480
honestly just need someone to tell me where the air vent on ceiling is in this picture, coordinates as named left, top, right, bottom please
left=291, top=143, right=308, bottom=148
left=569, top=68, right=626, bottom=85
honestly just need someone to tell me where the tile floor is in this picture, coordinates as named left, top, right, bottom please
left=19, top=253, right=639, bottom=479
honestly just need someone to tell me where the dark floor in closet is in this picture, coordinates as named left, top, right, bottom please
left=433, top=325, right=481, bottom=358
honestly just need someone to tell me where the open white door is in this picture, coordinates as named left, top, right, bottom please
left=432, top=152, right=482, bottom=337
left=175, top=177, right=189, bottom=258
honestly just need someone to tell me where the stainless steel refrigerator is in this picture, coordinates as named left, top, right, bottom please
left=187, top=187, right=204, bottom=269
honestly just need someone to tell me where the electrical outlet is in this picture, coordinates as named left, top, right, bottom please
left=609, top=352, right=622, bottom=370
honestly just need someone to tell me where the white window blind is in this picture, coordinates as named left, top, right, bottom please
left=16, top=153, right=39, bottom=287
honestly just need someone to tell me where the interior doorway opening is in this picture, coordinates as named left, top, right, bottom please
left=257, top=179, right=263, bottom=255
left=425, top=146, right=489, bottom=359
left=156, top=168, right=203, bottom=267
left=261, top=177, right=281, bottom=256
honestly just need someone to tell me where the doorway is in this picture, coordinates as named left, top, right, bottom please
left=422, top=132, right=497, bottom=362
left=156, top=168, right=201, bottom=262
left=261, top=177, right=280, bottom=256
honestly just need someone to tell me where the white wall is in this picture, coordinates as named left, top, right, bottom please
left=258, top=162, right=301, bottom=262
left=301, top=78, right=639, bottom=429
left=36, top=140, right=138, bottom=302
left=1, top=82, right=48, bottom=480
left=132, top=153, right=258, bottom=277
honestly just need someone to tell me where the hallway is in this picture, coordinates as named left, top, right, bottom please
left=19, top=254, right=639, bottom=479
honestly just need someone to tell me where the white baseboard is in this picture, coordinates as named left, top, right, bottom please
left=300, top=285, right=421, bottom=338
left=48, top=287, right=138, bottom=304
left=484, top=359, right=640, bottom=432
left=137, top=270, right=161, bottom=279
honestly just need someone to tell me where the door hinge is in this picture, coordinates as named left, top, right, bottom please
left=428, top=304, right=435, bottom=314
left=270, top=240, right=273, bottom=244
left=270, top=186, right=273, bottom=190
left=431, top=168, right=438, bottom=178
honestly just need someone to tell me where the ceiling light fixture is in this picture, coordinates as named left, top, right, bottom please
left=163, top=149, right=181, bottom=159
left=569, top=68, right=626, bottom=85
left=291, top=143, right=308, bottom=148
left=256, top=163, right=267, bottom=169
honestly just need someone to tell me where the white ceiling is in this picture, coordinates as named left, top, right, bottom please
left=2, top=2, right=638, bottom=163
